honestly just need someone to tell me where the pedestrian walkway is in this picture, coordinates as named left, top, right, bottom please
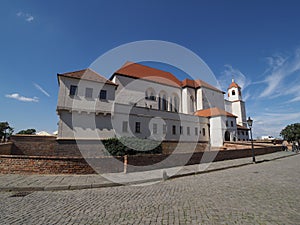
left=0, top=151, right=296, bottom=192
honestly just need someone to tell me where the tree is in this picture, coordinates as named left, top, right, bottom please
left=0, top=122, right=14, bottom=139
left=280, top=123, right=300, bottom=144
left=17, top=129, right=36, bottom=135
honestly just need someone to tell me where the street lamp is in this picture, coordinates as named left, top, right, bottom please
left=247, top=116, right=256, bottom=163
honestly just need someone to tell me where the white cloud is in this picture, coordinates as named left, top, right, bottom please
left=5, top=93, right=38, bottom=102
left=219, top=65, right=251, bottom=92
left=253, top=111, right=300, bottom=138
left=16, top=11, right=34, bottom=22
left=33, top=83, right=50, bottom=97
left=259, top=49, right=300, bottom=98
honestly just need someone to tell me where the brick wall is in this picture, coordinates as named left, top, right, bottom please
left=11, top=135, right=58, bottom=156
left=0, top=155, right=96, bottom=174
left=0, top=145, right=282, bottom=174
left=0, top=142, right=13, bottom=155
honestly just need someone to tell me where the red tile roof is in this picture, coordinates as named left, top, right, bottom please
left=181, top=78, right=224, bottom=93
left=228, top=80, right=241, bottom=89
left=194, top=107, right=237, bottom=118
left=58, top=68, right=117, bottom=86
left=114, top=62, right=225, bottom=93
left=114, top=62, right=182, bottom=87
left=237, top=125, right=250, bottom=130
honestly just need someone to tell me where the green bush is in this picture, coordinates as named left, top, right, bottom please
left=102, top=137, right=162, bottom=156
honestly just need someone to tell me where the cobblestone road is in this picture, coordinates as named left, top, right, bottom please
left=1, top=154, right=300, bottom=224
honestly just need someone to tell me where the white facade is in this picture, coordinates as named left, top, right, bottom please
left=56, top=63, right=249, bottom=147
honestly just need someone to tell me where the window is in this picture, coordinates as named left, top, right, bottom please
left=145, top=90, right=156, bottom=101
left=135, top=122, right=141, bottom=133
left=238, top=131, right=240, bottom=135
left=69, top=85, right=77, bottom=96
left=122, top=121, right=128, bottom=133
left=149, top=92, right=156, bottom=101
left=172, top=125, right=176, bottom=135
left=232, top=90, right=236, bottom=96
left=158, top=97, right=161, bottom=110
left=242, top=131, right=244, bottom=135
left=174, top=96, right=178, bottom=112
left=226, top=121, right=228, bottom=127
left=153, top=123, right=157, bottom=134
left=85, top=88, right=93, bottom=98
left=231, top=121, right=234, bottom=127
left=195, top=127, right=198, bottom=136
left=99, top=90, right=107, bottom=100
left=202, top=128, right=206, bottom=136
left=163, top=124, right=167, bottom=134
left=180, top=126, right=183, bottom=134
left=162, top=95, right=167, bottom=111
left=187, top=127, right=190, bottom=136
left=190, top=96, right=194, bottom=113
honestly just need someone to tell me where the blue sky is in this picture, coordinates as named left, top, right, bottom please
left=1, top=0, right=300, bottom=137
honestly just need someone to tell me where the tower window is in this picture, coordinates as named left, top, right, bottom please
left=232, top=90, right=236, bottom=96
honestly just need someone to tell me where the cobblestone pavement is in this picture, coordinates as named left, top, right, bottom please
left=0, top=154, right=299, bottom=224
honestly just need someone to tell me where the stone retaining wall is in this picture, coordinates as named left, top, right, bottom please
left=0, top=143, right=13, bottom=155
left=0, top=146, right=282, bottom=174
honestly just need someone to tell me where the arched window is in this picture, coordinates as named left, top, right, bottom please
left=232, top=90, right=236, bottom=96
left=169, top=98, right=173, bottom=111
left=174, top=96, right=179, bottom=112
left=150, top=92, right=156, bottom=100
left=145, top=88, right=156, bottom=101
left=162, top=95, right=167, bottom=111
left=202, top=128, right=206, bottom=136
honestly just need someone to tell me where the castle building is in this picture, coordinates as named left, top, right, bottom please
left=56, top=62, right=249, bottom=148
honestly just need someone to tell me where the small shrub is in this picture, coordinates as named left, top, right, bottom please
left=102, top=137, right=162, bottom=156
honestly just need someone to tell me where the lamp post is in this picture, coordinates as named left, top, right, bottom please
left=247, top=116, right=256, bottom=163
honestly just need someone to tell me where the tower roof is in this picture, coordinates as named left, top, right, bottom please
left=228, top=79, right=241, bottom=89
left=194, top=107, right=237, bottom=118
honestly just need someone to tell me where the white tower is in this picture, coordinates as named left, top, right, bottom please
left=227, top=79, right=247, bottom=126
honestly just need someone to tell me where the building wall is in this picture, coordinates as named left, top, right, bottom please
left=181, top=87, right=196, bottom=114
left=58, top=103, right=209, bottom=143
left=57, top=76, right=116, bottom=113
left=112, top=75, right=182, bottom=113
left=237, top=129, right=249, bottom=141
left=198, top=87, right=225, bottom=110
left=231, top=101, right=246, bottom=126
left=209, top=116, right=227, bottom=147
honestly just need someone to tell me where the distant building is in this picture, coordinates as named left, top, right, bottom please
left=56, top=62, right=249, bottom=147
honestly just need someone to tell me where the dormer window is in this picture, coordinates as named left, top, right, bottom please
left=99, top=90, right=107, bottom=100
left=69, top=85, right=77, bottom=96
